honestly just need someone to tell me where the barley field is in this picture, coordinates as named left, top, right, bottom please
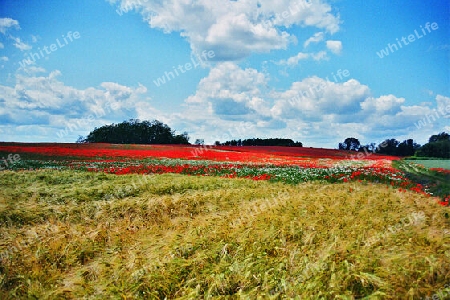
left=1, top=170, right=449, bottom=299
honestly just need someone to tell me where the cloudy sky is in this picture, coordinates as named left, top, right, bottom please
left=0, top=0, right=449, bottom=147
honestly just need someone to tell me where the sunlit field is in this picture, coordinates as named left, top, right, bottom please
left=2, top=0, right=449, bottom=298
left=405, top=159, right=450, bottom=170
left=1, top=143, right=449, bottom=299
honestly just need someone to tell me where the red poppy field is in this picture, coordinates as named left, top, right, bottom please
left=1, top=143, right=449, bottom=298
left=0, top=142, right=448, bottom=204
left=0, top=142, right=396, bottom=162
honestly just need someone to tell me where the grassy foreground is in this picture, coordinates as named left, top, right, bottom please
left=0, top=170, right=449, bottom=299
left=395, top=160, right=450, bottom=202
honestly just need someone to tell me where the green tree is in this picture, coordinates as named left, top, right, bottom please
left=339, top=138, right=360, bottom=151
left=396, top=139, right=420, bottom=156
left=429, top=132, right=450, bottom=143
left=81, top=119, right=190, bottom=144
left=416, top=132, right=450, bottom=158
left=375, top=139, right=399, bottom=155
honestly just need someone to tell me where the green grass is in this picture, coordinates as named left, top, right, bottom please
left=404, top=159, right=450, bottom=170
left=395, top=160, right=450, bottom=201
left=0, top=170, right=449, bottom=299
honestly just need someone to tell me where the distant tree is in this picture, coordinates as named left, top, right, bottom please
left=230, top=139, right=238, bottom=146
left=375, top=139, right=399, bottom=155
left=373, top=138, right=420, bottom=156
left=220, top=138, right=302, bottom=147
left=417, top=132, right=450, bottom=158
left=429, top=132, right=450, bottom=143
left=173, top=132, right=190, bottom=144
left=358, top=143, right=377, bottom=153
left=76, top=135, right=86, bottom=144
left=396, top=139, right=420, bottom=156
left=194, top=139, right=205, bottom=146
left=417, top=141, right=450, bottom=158
left=339, top=138, right=360, bottom=151
left=81, top=119, right=190, bottom=144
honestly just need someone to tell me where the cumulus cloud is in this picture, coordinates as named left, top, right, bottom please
left=311, top=50, right=328, bottom=61
left=108, top=0, right=341, bottom=60
left=10, top=36, right=31, bottom=51
left=0, top=69, right=148, bottom=141
left=176, top=61, right=447, bottom=146
left=0, top=18, right=32, bottom=51
left=303, top=32, right=324, bottom=48
left=436, top=94, right=450, bottom=118
left=360, top=94, right=405, bottom=113
left=278, top=52, right=309, bottom=66
left=180, top=62, right=289, bottom=141
left=278, top=50, right=328, bottom=66
left=0, top=18, right=20, bottom=34
left=2, top=63, right=447, bottom=147
left=271, top=77, right=370, bottom=120
left=267, top=78, right=449, bottom=146
left=326, top=40, right=342, bottom=54
left=185, top=62, right=270, bottom=115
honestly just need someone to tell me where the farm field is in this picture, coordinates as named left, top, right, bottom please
left=404, top=159, right=450, bottom=170
left=1, top=143, right=449, bottom=299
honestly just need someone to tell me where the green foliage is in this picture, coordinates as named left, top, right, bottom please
left=220, top=138, right=303, bottom=146
left=339, top=137, right=360, bottom=151
left=395, top=160, right=450, bottom=200
left=375, top=139, right=421, bottom=157
left=429, top=132, right=450, bottom=143
left=80, top=119, right=190, bottom=144
left=417, top=140, right=450, bottom=158
left=404, top=159, right=450, bottom=169
left=416, top=132, right=450, bottom=159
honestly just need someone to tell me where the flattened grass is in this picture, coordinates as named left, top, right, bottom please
left=0, top=170, right=449, bottom=299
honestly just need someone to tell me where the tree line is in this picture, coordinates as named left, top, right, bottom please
left=216, top=138, right=303, bottom=147
left=77, top=119, right=190, bottom=144
left=77, top=119, right=448, bottom=158
left=338, top=132, right=449, bottom=158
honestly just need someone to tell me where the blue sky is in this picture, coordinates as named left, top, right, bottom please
left=0, top=0, right=449, bottom=147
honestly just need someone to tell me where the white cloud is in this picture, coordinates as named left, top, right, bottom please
left=180, top=70, right=378, bottom=145
left=185, top=62, right=270, bottom=115
left=0, top=18, right=20, bottom=34
left=360, top=94, right=405, bottom=113
left=179, top=62, right=286, bottom=142
left=326, top=40, right=342, bottom=54
left=20, top=65, right=46, bottom=74
left=311, top=50, right=328, bottom=61
left=3, top=64, right=444, bottom=148
left=278, top=52, right=309, bottom=66
left=3, top=63, right=445, bottom=147
left=0, top=56, right=8, bottom=61
left=278, top=50, right=328, bottom=66
left=396, top=105, right=434, bottom=116
left=304, top=32, right=324, bottom=48
left=436, top=94, right=450, bottom=118
left=0, top=70, right=148, bottom=141
left=109, top=0, right=341, bottom=60
left=31, top=35, right=40, bottom=43
left=10, top=36, right=32, bottom=51
left=266, top=77, right=447, bottom=146
left=271, top=77, right=370, bottom=120
left=0, top=18, right=30, bottom=51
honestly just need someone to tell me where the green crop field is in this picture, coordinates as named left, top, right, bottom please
left=1, top=170, right=449, bottom=299
left=405, top=159, right=450, bottom=170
